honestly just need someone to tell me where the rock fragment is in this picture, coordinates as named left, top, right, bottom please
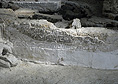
left=71, top=18, right=81, bottom=29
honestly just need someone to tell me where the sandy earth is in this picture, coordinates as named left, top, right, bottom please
left=0, top=62, right=118, bottom=84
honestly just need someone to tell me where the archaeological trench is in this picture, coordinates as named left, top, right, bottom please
left=0, top=0, right=118, bottom=84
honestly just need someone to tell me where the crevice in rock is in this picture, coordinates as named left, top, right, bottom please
left=2, top=48, right=9, bottom=56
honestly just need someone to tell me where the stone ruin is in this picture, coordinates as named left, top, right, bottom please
left=0, top=0, right=118, bottom=70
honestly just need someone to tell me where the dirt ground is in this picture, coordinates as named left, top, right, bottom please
left=0, top=62, right=118, bottom=84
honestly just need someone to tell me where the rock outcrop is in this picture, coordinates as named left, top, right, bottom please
left=0, top=1, right=19, bottom=10
left=59, top=1, right=92, bottom=20
left=14, top=8, right=38, bottom=19
left=4, top=18, right=118, bottom=69
left=0, top=1, right=118, bottom=69
left=103, top=0, right=118, bottom=21
left=0, top=9, right=18, bottom=27
left=13, top=1, right=61, bottom=13
left=32, top=13, right=62, bottom=23
left=0, top=9, right=19, bottom=68
left=81, top=16, right=118, bottom=28
left=0, top=28, right=18, bottom=68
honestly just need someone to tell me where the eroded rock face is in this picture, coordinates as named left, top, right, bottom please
left=15, top=19, right=109, bottom=49
left=59, top=1, right=92, bottom=20
left=0, top=7, right=118, bottom=69
left=16, top=20, right=76, bottom=43
left=32, top=13, right=62, bottom=23
left=103, top=0, right=118, bottom=14
left=14, top=8, right=38, bottom=19
left=0, top=30, right=18, bottom=68
left=0, top=9, right=18, bottom=27
left=13, top=1, right=61, bottom=13
left=103, top=0, right=118, bottom=21
left=81, top=16, right=118, bottom=28
left=0, top=1, right=19, bottom=10
left=0, top=10, right=19, bottom=68
left=4, top=19, right=118, bottom=69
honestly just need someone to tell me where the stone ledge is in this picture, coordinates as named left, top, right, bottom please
left=13, top=1, right=61, bottom=13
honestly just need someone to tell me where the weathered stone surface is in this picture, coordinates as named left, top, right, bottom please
left=13, top=1, right=61, bottom=13
left=103, top=0, right=118, bottom=14
left=81, top=16, right=118, bottom=28
left=1, top=5, right=118, bottom=70
left=0, top=59, right=10, bottom=68
left=8, top=2, right=20, bottom=11
left=71, top=18, right=81, bottom=29
left=0, top=38, right=18, bottom=68
left=67, top=0, right=103, bottom=16
left=3, top=18, right=118, bottom=69
left=14, top=19, right=117, bottom=49
left=0, top=22, right=5, bottom=42
left=59, top=1, right=92, bottom=20
left=0, top=9, right=18, bottom=26
left=0, top=54, right=18, bottom=68
left=14, top=8, right=38, bottom=19
left=16, top=20, right=76, bottom=43
left=32, top=13, right=62, bottom=23
left=103, top=13, right=118, bottom=21
left=54, top=21, right=70, bottom=28
left=0, top=1, right=19, bottom=10
left=0, top=18, right=18, bottom=68
left=103, top=0, right=118, bottom=20
left=0, top=1, right=9, bottom=8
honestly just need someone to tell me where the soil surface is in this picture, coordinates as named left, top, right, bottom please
left=0, top=62, right=118, bottom=84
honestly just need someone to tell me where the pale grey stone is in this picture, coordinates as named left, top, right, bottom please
left=71, top=18, right=81, bottom=29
